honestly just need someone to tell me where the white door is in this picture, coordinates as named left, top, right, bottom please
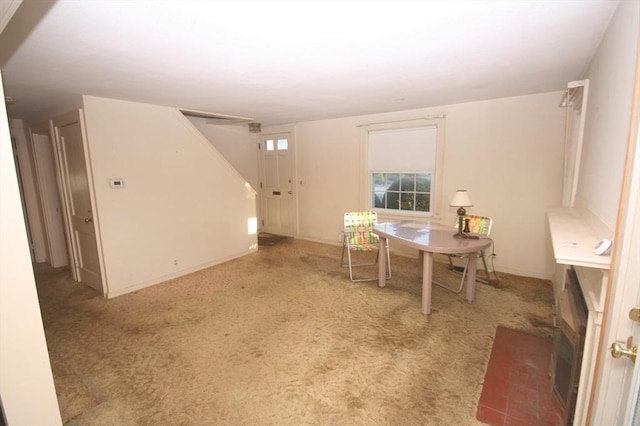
left=258, top=134, right=295, bottom=237
left=626, top=328, right=640, bottom=425
left=53, top=113, right=103, bottom=292
left=592, top=109, right=640, bottom=424
left=31, top=132, right=69, bottom=268
left=10, top=136, right=36, bottom=261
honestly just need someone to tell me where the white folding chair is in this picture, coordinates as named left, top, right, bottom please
left=340, top=211, right=391, bottom=282
left=435, top=215, right=494, bottom=293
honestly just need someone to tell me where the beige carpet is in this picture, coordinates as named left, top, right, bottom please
left=34, top=239, right=554, bottom=425
left=257, top=232, right=289, bottom=246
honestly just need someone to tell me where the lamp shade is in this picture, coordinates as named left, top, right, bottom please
left=450, top=190, right=473, bottom=207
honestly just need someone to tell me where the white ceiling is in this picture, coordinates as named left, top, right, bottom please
left=1, top=0, right=618, bottom=126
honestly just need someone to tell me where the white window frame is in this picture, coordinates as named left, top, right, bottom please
left=359, top=117, right=446, bottom=220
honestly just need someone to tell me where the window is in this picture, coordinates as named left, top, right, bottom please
left=265, top=138, right=288, bottom=151
left=372, top=172, right=431, bottom=212
left=363, top=119, right=444, bottom=217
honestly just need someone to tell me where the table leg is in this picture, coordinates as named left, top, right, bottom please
left=466, top=252, right=478, bottom=303
left=378, top=237, right=388, bottom=288
left=422, top=250, right=433, bottom=316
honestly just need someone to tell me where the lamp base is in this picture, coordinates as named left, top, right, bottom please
left=454, top=210, right=480, bottom=239
left=453, top=231, right=479, bottom=240
left=451, top=193, right=481, bottom=239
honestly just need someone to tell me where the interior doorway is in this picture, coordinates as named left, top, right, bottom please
left=51, top=111, right=104, bottom=293
left=257, top=133, right=296, bottom=237
left=19, top=111, right=105, bottom=295
left=30, top=129, right=69, bottom=268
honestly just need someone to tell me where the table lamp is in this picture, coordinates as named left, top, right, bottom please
left=450, top=190, right=475, bottom=239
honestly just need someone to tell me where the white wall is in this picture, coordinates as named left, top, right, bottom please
left=263, top=91, right=565, bottom=278
left=0, top=71, right=62, bottom=425
left=186, top=118, right=260, bottom=191
left=574, top=1, right=637, bottom=230
left=82, top=96, right=258, bottom=297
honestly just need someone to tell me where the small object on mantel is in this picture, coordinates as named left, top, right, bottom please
left=593, top=239, right=613, bottom=256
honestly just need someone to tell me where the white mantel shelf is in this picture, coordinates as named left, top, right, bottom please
left=547, top=207, right=612, bottom=270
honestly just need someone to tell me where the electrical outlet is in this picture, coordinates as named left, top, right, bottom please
left=173, top=259, right=178, bottom=266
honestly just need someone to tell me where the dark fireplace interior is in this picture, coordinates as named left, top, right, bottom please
left=552, top=266, right=588, bottom=425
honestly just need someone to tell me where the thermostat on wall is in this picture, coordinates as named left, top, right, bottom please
left=109, top=178, right=126, bottom=189
left=593, top=239, right=612, bottom=256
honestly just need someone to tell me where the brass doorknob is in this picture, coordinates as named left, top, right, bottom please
left=84, top=217, right=93, bottom=224
left=610, top=336, right=637, bottom=363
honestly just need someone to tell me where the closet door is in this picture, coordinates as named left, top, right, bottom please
left=52, top=110, right=104, bottom=293
left=31, top=131, right=68, bottom=267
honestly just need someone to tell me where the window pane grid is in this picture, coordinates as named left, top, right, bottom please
left=372, top=172, right=431, bottom=214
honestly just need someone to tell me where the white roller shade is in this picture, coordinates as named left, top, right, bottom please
left=368, top=126, right=437, bottom=171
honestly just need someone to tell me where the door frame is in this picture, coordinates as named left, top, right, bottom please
left=10, top=134, right=36, bottom=262
left=50, top=110, right=107, bottom=295
left=29, top=125, right=69, bottom=268
left=256, top=129, right=298, bottom=237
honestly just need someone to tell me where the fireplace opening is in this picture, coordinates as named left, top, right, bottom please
left=552, top=266, right=588, bottom=425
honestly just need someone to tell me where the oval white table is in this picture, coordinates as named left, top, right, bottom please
left=373, top=221, right=492, bottom=316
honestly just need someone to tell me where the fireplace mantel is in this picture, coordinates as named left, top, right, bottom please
left=547, top=206, right=611, bottom=320
left=547, top=207, right=612, bottom=270
left=547, top=206, right=612, bottom=426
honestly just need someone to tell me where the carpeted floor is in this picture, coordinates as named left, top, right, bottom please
left=34, top=239, right=554, bottom=425
left=257, top=232, right=289, bottom=246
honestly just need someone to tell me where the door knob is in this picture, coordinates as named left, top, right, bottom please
left=629, top=307, right=640, bottom=323
left=610, top=336, right=637, bottom=363
left=84, top=217, right=93, bottom=224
